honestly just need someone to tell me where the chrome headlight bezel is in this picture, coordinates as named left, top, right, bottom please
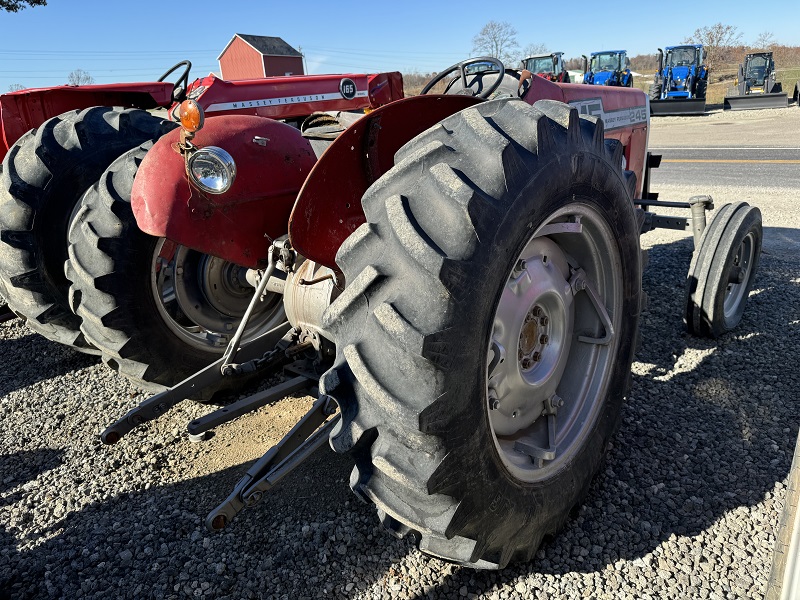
left=187, top=146, right=237, bottom=194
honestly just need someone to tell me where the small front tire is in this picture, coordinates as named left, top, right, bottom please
left=685, top=202, right=762, bottom=338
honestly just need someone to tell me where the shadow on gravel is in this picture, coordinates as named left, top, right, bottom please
left=0, top=329, right=97, bottom=397
left=0, top=449, right=64, bottom=600
left=0, top=442, right=407, bottom=599
left=405, top=233, right=800, bottom=596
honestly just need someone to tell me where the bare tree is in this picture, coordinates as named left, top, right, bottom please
left=472, top=21, right=520, bottom=66
left=684, top=23, right=743, bottom=72
left=752, top=31, right=777, bottom=50
left=8, top=83, right=26, bottom=92
left=67, top=69, right=94, bottom=86
left=522, top=43, right=548, bottom=59
left=0, top=0, right=45, bottom=11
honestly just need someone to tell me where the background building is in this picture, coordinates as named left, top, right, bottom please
left=217, top=34, right=304, bottom=80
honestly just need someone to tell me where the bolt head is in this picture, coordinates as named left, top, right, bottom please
left=539, top=316, right=549, bottom=326
left=532, top=351, right=541, bottom=362
left=540, top=334, right=549, bottom=344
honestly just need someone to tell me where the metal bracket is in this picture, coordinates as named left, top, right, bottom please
left=640, top=212, right=690, bottom=234
left=513, top=395, right=562, bottom=465
left=206, top=394, right=339, bottom=531
left=569, top=268, right=614, bottom=345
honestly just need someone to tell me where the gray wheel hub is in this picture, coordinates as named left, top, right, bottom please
left=487, top=204, right=623, bottom=483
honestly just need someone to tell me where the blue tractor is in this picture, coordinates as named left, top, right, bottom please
left=650, top=45, right=708, bottom=116
left=581, top=50, right=633, bottom=87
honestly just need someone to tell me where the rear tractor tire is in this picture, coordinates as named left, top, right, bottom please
left=0, top=107, right=174, bottom=352
left=65, top=144, right=287, bottom=391
left=685, top=202, right=762, bottom=338
left=320, top=98, right=643, bottom=568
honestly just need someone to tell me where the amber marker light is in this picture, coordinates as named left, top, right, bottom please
left=179, top=99, right=204, bottom=133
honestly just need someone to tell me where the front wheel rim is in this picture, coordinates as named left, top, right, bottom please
left=487, top=202, right=623, bottom=483
left=150, top=239, right=285, bottom=352
left=724, top=232, right=756, bottom=320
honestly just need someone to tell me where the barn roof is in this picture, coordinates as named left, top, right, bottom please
left=217, top=34, right=302, bottom=60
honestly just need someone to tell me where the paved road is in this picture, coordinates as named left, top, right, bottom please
left=649, top=146, right=800, bottom=189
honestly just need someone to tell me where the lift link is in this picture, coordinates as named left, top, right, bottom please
left=220, top=240, right=294, bottom=375
left=206, top=394, right=339, bottom=531
left=100, top=323, right=293, bottom=445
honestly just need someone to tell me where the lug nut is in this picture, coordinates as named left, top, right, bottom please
left=532, top=351, right=541, bottom=362
left=521, top=357, right=532, bottom=369
left=540, top=334, right=549, bottom=344
left=539, top=316, right=549, bottom=326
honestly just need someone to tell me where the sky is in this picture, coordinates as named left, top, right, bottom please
left=1, top=0, right=798, bottom=93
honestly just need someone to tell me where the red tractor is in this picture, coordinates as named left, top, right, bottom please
left=0, top=56, right=762, bottom=568
left=0, top=62, right=402, bottom=390
left=521, top=52, right=571, bottom=83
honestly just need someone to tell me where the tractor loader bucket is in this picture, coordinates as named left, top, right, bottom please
left=650, top=98, right=707, bottom=116
left=723, top=92, right=788, bottom=111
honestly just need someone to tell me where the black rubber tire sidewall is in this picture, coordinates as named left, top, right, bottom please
left=766, top=428, right=800, bottom=599
left=0, top=107, right=171, bottom=351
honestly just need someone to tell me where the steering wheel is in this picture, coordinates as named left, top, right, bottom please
left=421, top=57, right=505, bottom=98
left=158, top=60, right=192, bottom=103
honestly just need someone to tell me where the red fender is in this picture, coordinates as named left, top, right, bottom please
left=290, top=80, right=648, bottom=271
left=132, top=115, right=316, bottom=268
left=0, top=82, right=174, bottom=161
left=289, top=94, right=482, bottom=270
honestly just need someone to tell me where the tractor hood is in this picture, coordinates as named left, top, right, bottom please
left=666, top=66, right=691, bottom=90
left=590, top=71, right=616, bottom=85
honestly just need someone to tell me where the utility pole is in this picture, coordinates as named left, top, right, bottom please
left=298, top=45, right=308, bottom=75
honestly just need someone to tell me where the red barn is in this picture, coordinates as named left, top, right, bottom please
left=217, top=34, right=304, bottom=80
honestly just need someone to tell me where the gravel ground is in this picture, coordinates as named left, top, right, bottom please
left=1, top=106, right=799, bottom=599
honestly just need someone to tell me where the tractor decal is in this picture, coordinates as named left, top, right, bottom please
left=569, top=97, right=648, bottom=130
left=206, top=90, right=369, bottom=112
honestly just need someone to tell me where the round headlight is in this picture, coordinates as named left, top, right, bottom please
left=187, top=146, right=236, bottom=194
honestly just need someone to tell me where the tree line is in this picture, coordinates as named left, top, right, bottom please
left=472, top=20, right=798, bottom=79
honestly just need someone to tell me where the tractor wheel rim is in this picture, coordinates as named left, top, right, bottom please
left=486, top=203, right=623, bottom=483
left=150, top=239, right=284, bottom=352
left=724, top=231, right=755, bottom=320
